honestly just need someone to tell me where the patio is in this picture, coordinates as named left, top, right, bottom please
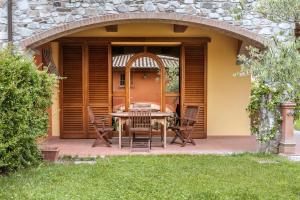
left=42, top=136, right=259, bottom=157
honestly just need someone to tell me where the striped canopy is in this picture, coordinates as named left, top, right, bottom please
left=112, top=54, right=179, bottom=69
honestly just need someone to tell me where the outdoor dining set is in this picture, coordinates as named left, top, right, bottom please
left=88, top=104, right=199, bottom=151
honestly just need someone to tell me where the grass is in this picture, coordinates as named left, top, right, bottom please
left=295, top=119, right=300, bottom=131
left=0, top=154, right=300, bottom=200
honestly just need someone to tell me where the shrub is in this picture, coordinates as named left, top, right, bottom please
left=0, top=48, right=56, bottom=174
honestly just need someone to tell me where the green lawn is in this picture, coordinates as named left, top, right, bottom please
left=0, top=154, right=300, bottom=200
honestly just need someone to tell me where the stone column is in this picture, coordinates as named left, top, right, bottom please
left=279, top=103, right=296, bottom=154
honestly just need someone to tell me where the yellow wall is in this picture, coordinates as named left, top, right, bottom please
left=207, top=36, right=250, bottom=135
left=66, top=23, right=251, bottom=136
left=50, top=42, right=60, bottom=137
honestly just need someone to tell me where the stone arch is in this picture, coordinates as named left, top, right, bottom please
left=124, top=52, right=166, bottom=112
left=21, top=12, right=266, bottom=49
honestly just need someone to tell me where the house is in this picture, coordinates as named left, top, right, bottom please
left=0, top=1, right=297, bottom=147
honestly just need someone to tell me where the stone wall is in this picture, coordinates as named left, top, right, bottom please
left=0, top=1, right=8, bottom=47
left=0, top=0, right=296, bottom=48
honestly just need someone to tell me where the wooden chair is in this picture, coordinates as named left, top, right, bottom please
left=168, top=105, right=199, bottom=147
left=88, top=106, right=113, bottom=147
left=128, top=110, right=152, bottom=150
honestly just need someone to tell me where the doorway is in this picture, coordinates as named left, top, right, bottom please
left=112, top=46, right=180, bottom=114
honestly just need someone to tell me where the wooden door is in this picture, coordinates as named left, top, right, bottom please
left=61, top=45, right=85, bottom=138
left=61, top=44, right=110, bottom=138
left=87, top=45, right=110, bottom=138
left=183, top=45, right=207, bottom=138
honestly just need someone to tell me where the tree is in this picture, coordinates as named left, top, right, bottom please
left=238, top=40, right=300, bottom=151
left=236, top=0, right=300, bottom=152
left=0, top=48, right=57, bottom=174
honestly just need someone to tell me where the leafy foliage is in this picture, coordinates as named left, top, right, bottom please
left=0, top=48, right=56, bottom=174
left=255, top=0, right=300, bottom=22
left=166, top=63, right=179, bottom=93
left=234, top=0, right=300, bottom=150
left=246, top=83, right=282, bottom=143
left=233, top=0, right=300, bottom=23
left=238, top=40, right=300, bottom=147
left=239, top=40, right=300, bottom=102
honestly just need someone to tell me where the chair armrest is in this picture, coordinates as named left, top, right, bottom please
left=94, top=116, right=111, bottom=124
left=178, top=118, right=197, bottom=127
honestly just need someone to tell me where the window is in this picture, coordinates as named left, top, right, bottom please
left=119, top=73, right=133, bottom=87
left=120, top=73, right=125, bottom=87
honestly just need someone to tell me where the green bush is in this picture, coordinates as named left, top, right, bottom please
left=0, top=48, right=56, bottom=174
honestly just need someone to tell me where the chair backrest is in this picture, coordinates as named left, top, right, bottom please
left=128, top=110, right=152, bottom=129
left=175, top=103, right=180, bottom=118
left=88, top=106, right=108, bottom=130
left=88, top=106, right=95, bottom=124
left=182, top=105, right=199, bottom=126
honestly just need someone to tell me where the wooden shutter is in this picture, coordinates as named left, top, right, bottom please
left=61, top=45, right=85, bottom=138
left=88, top=46, right=109, bottom=138
left=184, top=45, right=207, bottom=138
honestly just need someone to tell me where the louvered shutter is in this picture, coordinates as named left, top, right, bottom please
left=184, top=45, right=207, bottom=138
left=88, top=46, right=109, bottom=138
left=61, top=45, right=85, bottom=138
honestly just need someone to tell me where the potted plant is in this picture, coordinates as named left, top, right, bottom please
left=40, top=146, right=60, bottom=162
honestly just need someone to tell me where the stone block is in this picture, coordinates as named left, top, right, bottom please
left=116, top=4, right=128, bottom=13
left=184, top=0, right=194, bottom=4
left=209, top=13, right=220, bottom=19
left=0, top=32, right=8, bottom=40
left=279, top=142, right=296, bottom=154
left=53, top=2, right=61, bottom=7
left=144, top=1, right=156, bottom=12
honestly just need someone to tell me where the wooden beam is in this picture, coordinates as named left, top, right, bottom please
left=105, top=25, right=118, bottom=32
left=236, top=40, right=251, bottom=64
left=204, top=43, right=208, bottom=137
left=295, top=22, right=300, bottom=38
left=83, top=43, right=89, bottom=137
left=125, top=64, right=130, bottom=111
left=160, top=61, right=166, bottom=112
left=180, top=45, right=185, bottom=117
left=57, top=37, right=211, bottom=44
left=108, top=44, right=112, bottom=120
left=111, top=42, right=181, bottom=46
left=173, top=24, right=188, bottom=33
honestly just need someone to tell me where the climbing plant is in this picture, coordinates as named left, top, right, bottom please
left=233, top=0, right=300, bottom=152
left=237, top=40, right=300, bottom=151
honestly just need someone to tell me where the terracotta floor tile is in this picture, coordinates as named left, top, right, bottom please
left=42, top=136, right=261, bottom=157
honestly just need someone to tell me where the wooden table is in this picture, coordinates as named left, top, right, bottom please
left=110, top=112, right=173, bottom=149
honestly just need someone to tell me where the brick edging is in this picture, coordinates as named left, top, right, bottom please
left=21, top=12, right=266, bottom=49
